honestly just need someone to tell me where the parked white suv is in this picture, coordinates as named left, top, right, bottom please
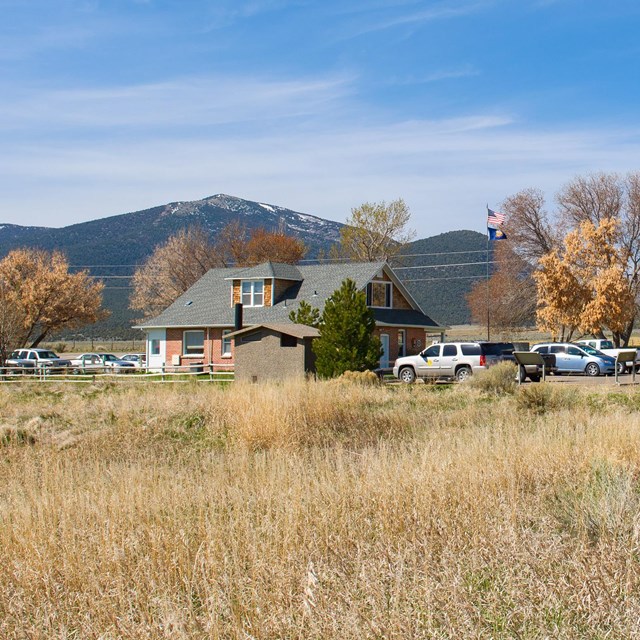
left=393, top=341, right=514, bottom=383
left=5, top=348, right=72, bottom=372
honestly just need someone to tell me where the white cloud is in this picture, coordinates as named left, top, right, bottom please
left=0, top=74, right=355, bottom=131
left=1, top=112, right=639, bottom=237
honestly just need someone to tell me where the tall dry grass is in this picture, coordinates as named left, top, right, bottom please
left=1, top=378, right=640, bottom=637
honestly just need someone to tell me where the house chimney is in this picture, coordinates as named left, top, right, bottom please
left=234, top=303, right=243, bottom=331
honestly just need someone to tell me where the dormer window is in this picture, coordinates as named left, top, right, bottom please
left=241, top=280, right=264, bottom=307
left=366, top=281, right=392, bottom=308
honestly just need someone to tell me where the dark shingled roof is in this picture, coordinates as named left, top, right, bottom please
left=224, top=261, right=303, bottom=281
left=136, top=261, right=441, bottom=330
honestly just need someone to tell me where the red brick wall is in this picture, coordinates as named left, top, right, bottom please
left=166, top=325, right=432, bottom=369
left=373, top=327, right=430, bottom=362
left=165, top=328, right=234, bottom=367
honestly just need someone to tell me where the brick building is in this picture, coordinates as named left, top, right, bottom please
left=135, top=261, right=444, bottom=371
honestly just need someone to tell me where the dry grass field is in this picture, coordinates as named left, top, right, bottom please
left=2, top=368, right=640, bottom=638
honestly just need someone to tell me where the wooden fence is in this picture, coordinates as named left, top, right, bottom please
left=0, top=363, right=234, bottom=384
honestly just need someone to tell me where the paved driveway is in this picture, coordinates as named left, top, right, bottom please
left=530, top=373, right=638, bottom=387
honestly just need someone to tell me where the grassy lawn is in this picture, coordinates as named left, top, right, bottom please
left=1, top=369, right=640, bottom=638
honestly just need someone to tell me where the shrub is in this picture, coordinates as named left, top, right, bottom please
left=516, top=383, right=554, bottom=413
left=468, top=361, right=518, bottom=395
left=338, top=370, right=380, bottom=385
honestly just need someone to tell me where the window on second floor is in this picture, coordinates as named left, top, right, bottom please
left=366, top=281, right=392, bottom=308
left=241, top=280, right=264, bottom=307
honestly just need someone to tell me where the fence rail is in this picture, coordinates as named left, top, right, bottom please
left=0, top=363, right=235, bottom=384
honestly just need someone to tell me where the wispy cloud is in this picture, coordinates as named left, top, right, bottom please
left=341, top=1, right=491, bottom=38
left=0, top=74, right=355, bottom=132
left=2, top=111, right=638, bottom=235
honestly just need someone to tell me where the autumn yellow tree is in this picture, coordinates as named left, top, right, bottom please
left=339, top=199, right=415, bottom=262
left=468, top=173, right=640, bottom=342
left=533, top=218, right=635, bottom=342
left=0, top=249, right=106, bottom=360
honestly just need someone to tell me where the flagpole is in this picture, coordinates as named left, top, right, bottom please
left=486, top=205, right=490, bottom=341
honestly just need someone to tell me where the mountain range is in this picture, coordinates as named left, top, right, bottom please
left=0, top=194, right=488, bottom=336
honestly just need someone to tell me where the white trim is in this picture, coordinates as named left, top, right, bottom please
left=380, top=333, right=390, bottom=368
left=183, top=329, right=205, bottom=356
left=222, top=329, right=232, bottom=357
left=398, top=329, right=406, bottom=358
left=380, top=264, right=429, bottom=316
left=241, top=279, right=265, bottom=307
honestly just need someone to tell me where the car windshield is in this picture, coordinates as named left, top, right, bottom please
left=578, top=345, right=605, bottom=356
left=102, top=354, right=118, bottom=361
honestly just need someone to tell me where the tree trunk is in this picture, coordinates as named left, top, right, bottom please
left=617, top=316, right=636, bottom=347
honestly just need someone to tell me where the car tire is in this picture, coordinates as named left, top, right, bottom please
left=617, top=362, right=627, bottom=374
left=399, top=367, right=416, bottom=384
left=455, top=366, right=472, bottom=382
left=585, top=362, right=600, bottom=377
left=516, top=365, right=527, bottom=383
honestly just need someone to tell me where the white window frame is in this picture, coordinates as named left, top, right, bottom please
left=150, top=339, right=161, bottom=356
left=183, top=330, right=205, bottom=356
left=222, top=329, right=232, bottom=357
left=398, top=329, right=406, bottom=358
left=241, top=279, right=264, bottom=307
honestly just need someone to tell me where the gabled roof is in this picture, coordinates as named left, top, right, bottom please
left=224, top=261, right=303, bottom=281
left=136, top=261, right=442, bottom=330
left=226, top=323, right=320, bottom=339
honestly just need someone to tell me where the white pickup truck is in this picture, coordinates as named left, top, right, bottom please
left=576, top=339, right=640, bottom=373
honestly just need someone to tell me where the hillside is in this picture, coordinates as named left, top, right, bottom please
left=0, top=196, right=488, bottom=335
left=0, top=194, right=344, bottom=338
left=398, top=230, right=489, bottom=326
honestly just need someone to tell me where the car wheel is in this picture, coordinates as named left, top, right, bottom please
left=516, top=365, right=527, bottom=383
left=398, top=366, right=416, bottom=383
left=585, top=362, right=600, bottom=377
left=617, top=361, right=627, bottom=374
left=455, top=366, right=472, bottom=382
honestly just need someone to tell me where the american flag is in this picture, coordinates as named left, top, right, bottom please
left=487, top=208, right=505, bottom=227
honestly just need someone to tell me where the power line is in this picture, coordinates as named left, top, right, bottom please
left=403, top=275, right=491, bottom=283
left=393, top=259, right=509, bottom=270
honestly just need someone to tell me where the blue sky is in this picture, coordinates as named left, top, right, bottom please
left=2, top=0, right=640, bottom=238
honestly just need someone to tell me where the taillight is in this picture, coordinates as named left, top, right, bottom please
left=479, top=354, right=486, bottom=367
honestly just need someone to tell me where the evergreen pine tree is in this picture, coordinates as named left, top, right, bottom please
left=288, top=300, right=320, bottom=328
left=313, top=278, right=382, bottom=378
